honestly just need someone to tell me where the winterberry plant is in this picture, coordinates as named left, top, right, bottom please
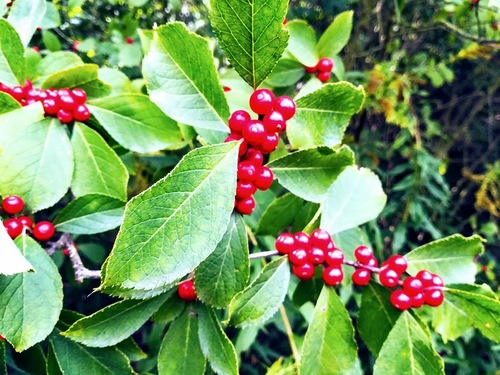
left=0, top=1, right=498, bottom=375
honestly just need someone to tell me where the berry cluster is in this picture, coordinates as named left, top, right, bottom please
left=0, top=80, right=90, bottom=124
left=304, top=58, right=334, bottom=83
left=1, top=195, right=55, bottom=242
left=225, top=89, right=296, bottom=215
left=275, top=228, right=445, bottom=311
left=177, top=279, right=197, bottom=301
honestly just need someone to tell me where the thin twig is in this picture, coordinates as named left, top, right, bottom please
left=248, top=250, right=279, bottom=259
left=279, top=305, right=301, bottom=367
left=438, top=20, right=500, bottom=46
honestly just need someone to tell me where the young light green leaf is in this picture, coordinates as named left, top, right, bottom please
left=0, top=110, right=73, bottom=212
left=88, top=94, right=185, bottom=153
left=287, top=82, right=365, bottom=150
left=285, top=20, right=318, bottom=67
left=373, top=312, right=444, bottom=375
left=358, top=283, right=400, bottom=354
left=321, top=166, right=386, bottom=234
left=405, top=235, right=484, bottom=284
left=62, top=293, right=169, bottom=347
left=41, top=30, right=61, bottom=52
left=39, top=2, right=61, bottom=29
left=35, top=51, right=83, bottom=80
left=210, top=0, right=289, bottom=88
left=0, top=235, right=63, bottom=352
left=7, top=0, right=46, bottom=47
left=300, top=286, right=358, bottom=375
left=50, top=333, right=134, bottom=375
left=198, top=304, right=239, bottom=375
left=143, top=22, right=230, bottom=132
left=268, top=146, right=355, bottom=203
left=158, top=309, right=206, bottom=375
left=228, top=257, right=290, bottom=327
left=0, top=219, right=33, bottom=275
left=0, top=19, right=25, bottom=85
left=53, top=194, right=125, bottom=235
left=102, top=142, right=239, bottom=291
left=0, top=92, right=21, bottom=114
left=317, top=11, right=353, bottom=59
left=256, top=193, right=305, bottom=236
left=195, top=214, right=250, bottom=308
left=71, top=122, right=128, bottom=201
left=265, top=58, right=305, bottom=88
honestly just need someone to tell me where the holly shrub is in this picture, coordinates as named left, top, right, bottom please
left=0, top=0, right=499, bottom=374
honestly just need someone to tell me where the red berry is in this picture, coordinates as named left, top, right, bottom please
left=224, top=134, right=248, bottom=156
left=402, top=276, right=424, bottom=296
left=244, top=148, right=264, bottom=167
left=275, top=233, right=295, bottom=254
left=249, top=89, right=275, bottom=115
left=32, top=221, right=55, bottom=241
left=317, top=71, right=330, bottom=83
left=292, top=263, right=315, bottom=280
left=411, top=292, right=425, bottom=308
left=274, top=96, right=296, bottom=120
left=282, top=19, right=288, bottom=25
left=262, top=110, right=285, bottom=133
left=305, top=65, right=317, bottom=74
left=294, top=232, right=311, bottom=249
left=71, top=88, right=87, bottom=104
left=390, top=290, right=412, bottom=310
left=352, top=269, right=371, bottom=286
left=308, top=247, right=325, bottom=265
left=0, top=335, right=4, bottom=341
left=259, top=133, right=279, bottom=154
left=242, top=120, right=266, bottom=145
left=253, top=166, right=273, bottom=190
left=57, top=109, right=74, bottom=124
left=415, top=270, right=434, bottom=287
left=325, top=246, right=344, bottom=266
left=125, top=37, right=134, bottom=44
left=379, top=267, right=400, bottom=288
left=367, top=257, right=379, bottom=268
left=177, top=280, right=197, bottom=301
left=323, top=266, right=344, bottom=286
left=73, top=104, right=91, bottom=122
left=424, top=289, right=444, bottom=307
left=237, top=161, right=257, bottom=182
left=310, top=228, right=332, bottom=249
left=0, top=83, right=10, bottom=93
left=23, top=79, right=33, bottom=91
left=354, top=246, right=373, bottom=265
left=223, top=86, right=231, bottom=92
left=32, top=46, right=40, bottom=53
left=2, top=195, right=24, bottom=215
left=386, top=254, right=408, bottom=274
left=10, top=86, right=25, bottom=101
left=18, top=216, right=33, bottom=228
left=58, top=94, right=76, bottom=111
left=235, top=196, right=255, bottom=215
left=236, top=181, right=256, bottom=199
left=228, top=110, right=251, bottom=134
left=288, top=248, right=308, bottom=266
left=3, top=218, right=23, bottom=239
left=431, top=274, right=444, bottom=287
left=317, top=58, right=334, bottom=72
left=72, top=41, right=81, bottom=51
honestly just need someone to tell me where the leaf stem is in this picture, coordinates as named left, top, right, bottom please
left=279, top=305, right=301, bottom=368
left=248, top=250, right=279, bottom=259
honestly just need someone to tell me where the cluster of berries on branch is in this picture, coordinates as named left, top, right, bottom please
left=177, top=279, right=197, bottom=301
left=1, top=195, right=55, bottom=242
left=225, top=89, right=296, bottom=215
left=0, top=80, right=91, bottom=124
left=305, top=58, right=334, bottom=83
left=275, top=228, right=445, bottom=311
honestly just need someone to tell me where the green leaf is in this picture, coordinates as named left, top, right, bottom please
left=265, top=58, right=305, bottom=88
left=50, top=332, right=134, bottom=375
left=0, top=19, right=25, bottom=86
left=158, top=308, right=206, bottom=375
left=46, top=342, right=63, bottom=375
left=0, top=219, right=33, bottom=275
left=63, top=293, right=169, bottom=347
left=443, top=284, right=500, bottom=343
left=405, top=235, right=484, bottom=284
left=209, top=0, right=289, bottom=88
left=88, top=94, right=185, bottom=153
left=268, top=146, right=355, bottom=203
left=102, top=142, right=239, bottom=291
left=317, top=11, right=353, bottom=59
left=197, top=304, right=238, bottom=375
left=285, top=20, right=318, bottom=67
left=41, top=30, right=61, bottom=52
left=35, top=51, right=83, bottom=81
left=0, top=235, right=63, bottom=352
left=71, top=122, right=128, bottom=201
left=287, top=82, right=365, bottom=150
left=98, top=67, right=132, bottom=95
left=256, top=193, right=305, bottom=236
left=116, top=338, right=147, bottom=362
left=39, top=2, right=61, bottom=30
left=0, top=110, right=73, bottom=212
left=0, top=92, right=21, bottom=114
left=228, top=257, right=290, bottom=327
left=373, top=312, right=444, bottom=375
left=195, top=214, right=250, bottom=308
left=0, top=341, right=6, bottom=375
left=300, top=286, right=358, bottom=375
left=358, top=283, right=400, bottom=354
left=152, top=290, right=186, bottom=323
left=7, top=0, right=47, bottom=47
left=143, top=23, right=229, bottom=132
left=320, top=166, right=386, bottom=235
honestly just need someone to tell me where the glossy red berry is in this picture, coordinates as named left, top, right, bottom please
left=58, top=94, right=76, bottom=111
left=2, top=195, right=24, bottom=214
left=352, top=269, right=371, bottom=286
left=244, top=148, right=264, bottom=167
left=32, top=221, right=55, bottom=241
left=177, top=280, right=197, bottom=301
left=305, top=65, right=317, bottom=74
left=228, top=110, right=251, bottom=133
left=416, top=270, right=434, bottom=287
left=125, top=37, right=134, bottom=44
left=249, top=89, right=275, bottom=115
left=10, top=86, right=25, bottom=101
left=3, top=218, right=23, bottom=239
left=225, top=135, right=248, bottom=157
left=310, top=228, right=332, bottom=249
left=18, top=216, right=34, bottom=228
left=72, top=41, right=81, bottom=51
left=411, top=292, right=425, bottom=308
left=57, top=109, right=74, bottom=124
left=367, top=257, right=379, bottom=268
left=431, top=274, right=444, bottom=287
left=242, top=120, right=266, bottom=145
left=402, top=276, right=424, bottom=296
left=354, top=246, right=373, bottom=265
left=424, top=289, right=444, bottom=307
left=379, top=267, right=400, bottom=288
left=237, top=161, right=257, bottom=182
left=386, top=255, right=408, bottom=274
left=325, top=247, right=344, bottom=266
left=259, top=133, right=279, bottom=154
left=294, top=232, right=311, bottom=249
left=317, top=71, right=330, bottom=83
left=390, top=290, right=412, bottom=310
left=262, top=110, right=285, bottom=133
left=235, top=196, right=255, bottom=215
left=253, top=166, right=273, bottom=190
left=288, top=248, right=308, bottom=266
left=323, top=266, right=344, bottom=286
left=236, top=181, right=256, bottom=199
left=275, top=233, right=295, bottom=254
left=73, top=104, right=91, bottom=122
left=317, top=58, right=334, bottom=72
left=274, top=96, right=296, bottom=120
left=223, top=86, right=231, bottom=92
left=71, top=88, right=87, bottom=104
left=292, top=263, right=315, bottom=280
left=308, top=247, right=325, bottom=265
